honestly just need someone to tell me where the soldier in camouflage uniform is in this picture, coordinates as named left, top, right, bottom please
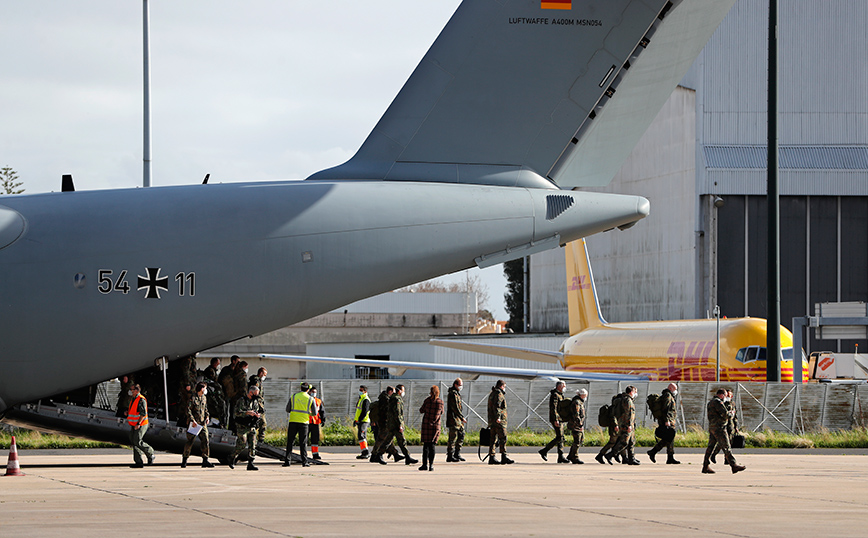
left=539, top=381, right=568, bottom=463
left=487, top=379, right=514, bottom=465
left=703, top=389, right=745, bottom=474
left=371, top=384, right=418, bottom=465
left=203, top=358, right=227, bottom=426
left=230, top=385, right=262, bottom=471
left=115, top=374, right=135, bottom=418
left=567, top=388, right=587, bottom=464
left=711, top=388, right=739, bottom=465
left=648, top=383, right=680, bottom=464
left=370, top=387, right=402, bottom=463
left=446, top=378, right=467, bottom=462
left=182, top=382, right=214, bottom=468
left=610, top=385, right=640, bottom=465
left=249, top=367, right=268, bottom=443
left=596, top=392, right=622, bottom=464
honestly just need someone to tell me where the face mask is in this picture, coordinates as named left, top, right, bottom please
left=457, top=385, right=463, bottom=391
left=203, top=388, right=208, bottom=396
left=672, top=390, right=678, bottom=397
left=260, top=375, right=266, bottom=381
left=243, top=368, right=249, bottom=374
left=127, top=390, right=134, bottom=396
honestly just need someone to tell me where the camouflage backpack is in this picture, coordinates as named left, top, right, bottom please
left=647, top=393, right=664, bottom=420
left=597, top=403, right=613, bottom=428
left=557, top=397, right=574, bottom=421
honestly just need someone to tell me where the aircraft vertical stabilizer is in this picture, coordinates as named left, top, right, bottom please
left=565, top=239, right=605, bottom=335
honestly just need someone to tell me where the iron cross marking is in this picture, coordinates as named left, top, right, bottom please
left=137, top=267, right=169, bottom=299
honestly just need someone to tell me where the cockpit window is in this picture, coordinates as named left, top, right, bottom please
left=736, top=346, right=766, bottom=363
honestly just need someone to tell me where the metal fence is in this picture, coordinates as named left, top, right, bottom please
left=254, top=380, right=868, bottom=435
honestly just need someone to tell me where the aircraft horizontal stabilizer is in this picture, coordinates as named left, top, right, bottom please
left=428, top=339, right=563, bottom=366
left=260, top=354, right=646, bottom=383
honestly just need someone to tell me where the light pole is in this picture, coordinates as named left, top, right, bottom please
left=714, top=304, right=721, bottom=382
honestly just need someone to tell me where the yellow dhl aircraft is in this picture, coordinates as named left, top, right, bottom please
left=432, top=239, right=810, bottom=382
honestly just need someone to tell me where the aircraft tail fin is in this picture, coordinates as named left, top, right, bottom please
left=309, top=0, right=736, bottom=189
left=565, top=238, right=606, bottom=335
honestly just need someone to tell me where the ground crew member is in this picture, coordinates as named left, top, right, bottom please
left=182, top=382, right=214, bottom=468
left=230, top=385, right=262, bottom=470
left=284, top=382, right=316, bottom=467
left=371, top=384, right=418, bottom=465
left=610, top=385, right=640, bottom=465
left=353, top=385, right=371, bottom=459
left=308, top=386, right=325, bottom=460
left=249, top=367, right=268, bottom=443
left=446, top=378, right=467, bottom=462
left=703, top=389, right=746, bottom=474
left=487, top=379, right=513, bottom=465
left=539, top=380, right=568, bottom=463
left=369, top=386, right=402, bottom=463
left=596, top=392, right=622, bottom=464
left=567, top=388, right=587, bottom=464
left=711, top=388, right=738, bottom=464
left=126, top=384, right=155, bottom=468
left=648, top=382, right=680, bottom=464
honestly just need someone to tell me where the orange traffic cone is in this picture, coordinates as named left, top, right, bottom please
left=4, top=435, right=25, bottom=476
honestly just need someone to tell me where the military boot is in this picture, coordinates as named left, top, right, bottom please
left=446, top=450, right=455, bottom=462
left=666, top=454, right=681, bottom=464
left=370, top=453, right=388, bottom=465
left=202, top=458, right=214, bottom=468
left=730, top=462, right=746, bottom=474
left=403, top=450, right=419, bottom=466
left=702, top=449, right=715, bottom=474
left=647, top=448, right=658, bottom=463
left=488, top=455, right=500, bottom=465
left=595, top=453, right=607, bottom=464
left=500, top=455, right=514, bottom=465
left=557, top=451, right=570, bottom=464
left=538, top=448, right=548, bottom=461
left=356, top=449, right=369, bottom=459
left=247, top=458, right=258, bottom=471
left=180, top=456, right=188, bottom=468
left=454, top=448, right=466, bottom=462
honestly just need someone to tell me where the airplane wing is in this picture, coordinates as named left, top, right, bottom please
left=428, top=339, right=564, bottom=366
left=260, top=354, right=646, bottom=382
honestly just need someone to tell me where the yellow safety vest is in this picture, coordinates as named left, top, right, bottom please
left=288, top=391, right=313, bottom=423
left=355, top=393, right=370, bottom=423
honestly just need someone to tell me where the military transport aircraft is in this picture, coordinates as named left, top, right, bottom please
left=0, top=0, right=737, bottom=414
left=431, top=239, right=811, bottom=382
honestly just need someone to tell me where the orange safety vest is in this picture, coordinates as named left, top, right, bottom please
left=127, top=394, right=149, bottom=427
left=309, top=397, right=323, bottom=425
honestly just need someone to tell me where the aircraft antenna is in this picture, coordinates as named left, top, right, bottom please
left=142, top=0, right=152, bottom=188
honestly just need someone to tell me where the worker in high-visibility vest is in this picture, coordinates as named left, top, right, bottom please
left=126, top=384, right=155, bottom=468
left=308, top=387, right=326, bottom=461
left=353, top=385, right=371, bottom=459
left=283, top=382, right=317, bottom=467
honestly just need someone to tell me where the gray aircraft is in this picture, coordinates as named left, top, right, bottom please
left=0, top=0, right=735, bottom=413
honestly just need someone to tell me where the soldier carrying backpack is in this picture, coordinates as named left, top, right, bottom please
left=647, top=383, right=680, bottom=465
left=595, top=391, right=624, bottom=464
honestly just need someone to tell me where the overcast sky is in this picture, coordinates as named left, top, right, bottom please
left=0, top=0, right=510, bottom=319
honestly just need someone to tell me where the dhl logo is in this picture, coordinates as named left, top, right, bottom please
left=568, top=275, right=590, bottom=291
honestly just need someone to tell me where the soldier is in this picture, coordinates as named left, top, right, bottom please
left=182, top=382, right=214, bottom=468
left=126, top=384, right=155, bottom=468
left=711, top=388, right=739, bottom=464
left=445, top=378, right=467, bottom=462
left=308, top=386, right=325, bottom=460
left=115, top=374, right=134, bottom=418
left=369, top=386, right=402, bottom=463
left=219, top=356, right=240, bottom=413
left=610, top=385, right=640, bottom=465
left=178, top=356, right=198, bottom=396
left=647, top=382, right=681, bottom=464
left=487, top=379, right=514, bottom=465
left=202, top=358, right=226, bottom=426
left=539, top=380, right=568, bottom=463
left=703, top=389, right=746, bottom=474
left=566, top=388, right=587, bottom=464
left=353, top=385, right=371, bottom=459
left=596, top=392, right=622, bottom=465
left=230, top=385, right=262, bottom=470
left=231, top=361, right=250, bottom=407
left=249, top=367, right=268, bottom=444
left=284, top=382, right=316, bottom=467
left=371, top=384, right=418, bottom=465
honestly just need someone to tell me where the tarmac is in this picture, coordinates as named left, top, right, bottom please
left=2, top=447, right=867, bottom=537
